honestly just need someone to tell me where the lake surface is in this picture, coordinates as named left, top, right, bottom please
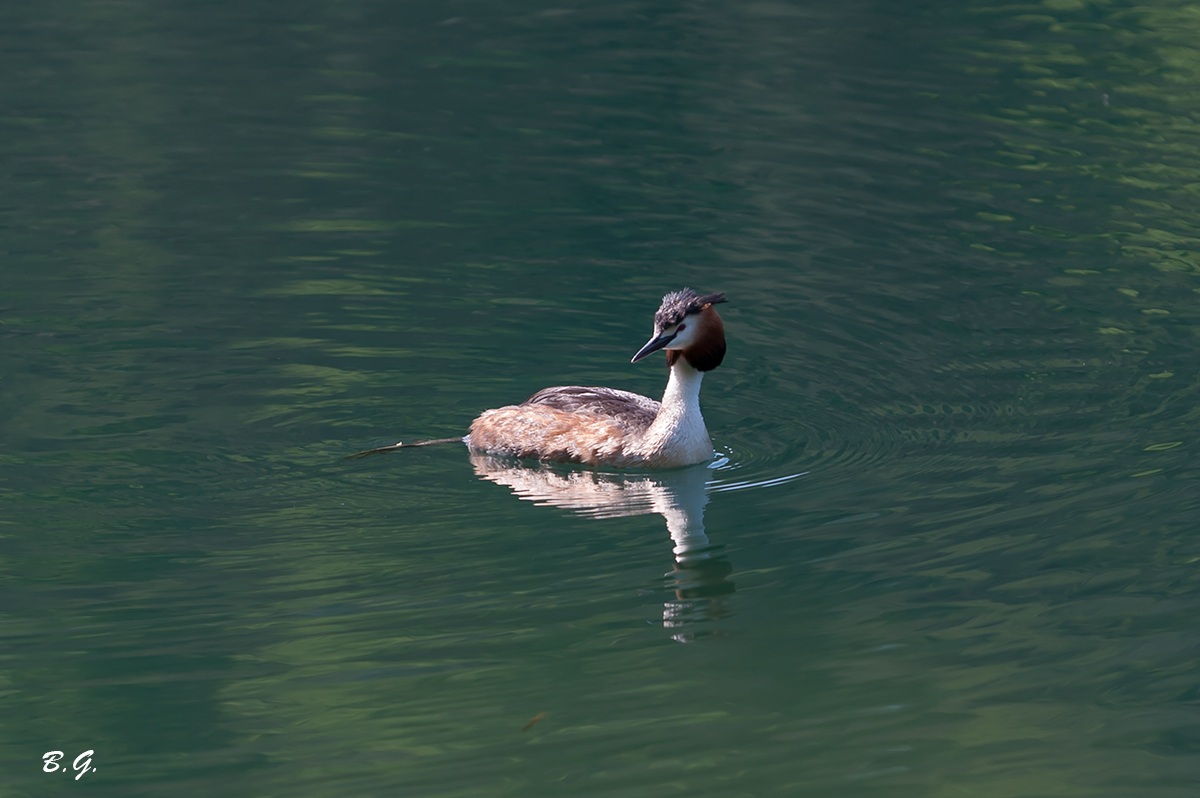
left=3, top=1, right=1199, bottom=795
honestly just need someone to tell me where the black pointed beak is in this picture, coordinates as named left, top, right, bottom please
left=631, top=331, right=676, bottom=363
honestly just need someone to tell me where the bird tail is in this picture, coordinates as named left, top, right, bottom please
left=346, top=437, right=463, bottom=460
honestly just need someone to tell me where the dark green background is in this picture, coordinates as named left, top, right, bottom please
left=3, top=1, right=1198, bottom=795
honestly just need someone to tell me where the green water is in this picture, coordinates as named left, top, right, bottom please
left=4, top=1, right=1199, bottom=795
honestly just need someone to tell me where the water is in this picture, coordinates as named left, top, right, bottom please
left=3, top=0, right=1199, bottom=795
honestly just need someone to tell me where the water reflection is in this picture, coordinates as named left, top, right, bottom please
left=469, top=453, right=734, bottom=639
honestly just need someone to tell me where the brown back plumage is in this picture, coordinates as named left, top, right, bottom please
left=524, top=385, right=660, bottom=426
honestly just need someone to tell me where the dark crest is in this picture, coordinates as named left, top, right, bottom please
left=654, top=288, right=728, bottom=330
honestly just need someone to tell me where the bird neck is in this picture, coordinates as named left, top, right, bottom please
left=660, top=359, right=705, bottom=418
left=636, top=359, right=711, bottom=466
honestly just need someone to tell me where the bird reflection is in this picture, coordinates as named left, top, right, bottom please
left=469, top=453, right=734, bottom=640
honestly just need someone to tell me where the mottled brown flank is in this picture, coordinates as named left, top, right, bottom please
left=469, top=404, right=650, bottom=466
left=469, top=386, right=660, bottom=465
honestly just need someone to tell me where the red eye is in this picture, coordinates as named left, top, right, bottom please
left=677, top=323, right=687, bottom=332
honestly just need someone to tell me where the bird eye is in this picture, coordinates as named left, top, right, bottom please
left=677, top=323, right=687, bottom=332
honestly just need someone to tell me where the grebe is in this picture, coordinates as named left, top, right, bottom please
left=465, top=288, right=727, bottom=468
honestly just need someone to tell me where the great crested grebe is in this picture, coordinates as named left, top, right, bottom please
left=465, top=288, right=727, bottom=468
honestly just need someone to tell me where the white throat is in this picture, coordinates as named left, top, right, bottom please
left=638, top=359, right=712, bottom=466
